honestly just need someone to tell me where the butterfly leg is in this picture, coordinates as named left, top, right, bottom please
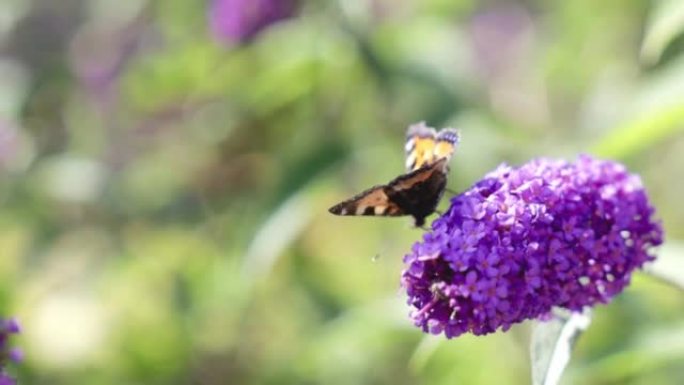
left=445, top=188, right=459, bottom=196
left=410, top=218, right=430, bottom=231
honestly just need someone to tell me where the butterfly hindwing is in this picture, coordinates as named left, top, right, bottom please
left=405, top=122, right=437, bottom=172
left=434, top=128, right=460, bottom=162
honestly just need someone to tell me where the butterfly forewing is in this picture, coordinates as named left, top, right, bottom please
left=328, top=185, right=403, bottom=217
left=405, top=122, right=438, bottom=172
left=405, top=123, right=460, bottom=172
left=434, top=129, right=460, bottom=162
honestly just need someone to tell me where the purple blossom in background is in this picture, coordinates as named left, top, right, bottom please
left=402, top=155, right=663, bottom=338
left=0, top=317, right=21, bottom=384
left=209, top=0, right=298, bottom=44
left=470, top=4, right=533, bottom=79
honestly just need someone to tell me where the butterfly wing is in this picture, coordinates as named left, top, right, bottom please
left=405, top=123, right=460, bottom=172
left=405, top=122, right=437, bottom=172
left=328, top=184, right=404, bottom=217
left=434, top=128, right=460, bottom=162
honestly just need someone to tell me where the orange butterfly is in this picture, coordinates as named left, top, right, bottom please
left=329, top=122, right=460, bottom=227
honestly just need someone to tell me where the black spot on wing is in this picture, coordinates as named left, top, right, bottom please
left=328, top=201, right=353, bottom=215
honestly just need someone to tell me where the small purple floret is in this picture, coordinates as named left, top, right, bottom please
left=401, top=155, right=663, bottom=338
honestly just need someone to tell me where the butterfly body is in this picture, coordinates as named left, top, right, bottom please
left=382, top=159, right=448, bottom=227
left=329, top=122, right=459, bottom=227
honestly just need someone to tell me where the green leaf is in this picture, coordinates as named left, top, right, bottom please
left=408, top=335, right=442, bottom=373
left=591, top=104, right=684, bottom=159
left=242, top=191, right=313, bottom=283
left=576, top=323, right=684, bottom=383
left=640, top=0, right=684, bottom=65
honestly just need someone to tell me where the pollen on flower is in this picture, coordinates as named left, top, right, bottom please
left=401, top=155, right=664, bottom=338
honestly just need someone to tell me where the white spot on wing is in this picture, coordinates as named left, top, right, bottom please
left=405, top=138, right=415, bottom=152
left=405, top=154, right=416, bottom=170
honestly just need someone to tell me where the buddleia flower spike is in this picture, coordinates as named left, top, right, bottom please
left=401, top=155, right=663, bottom=338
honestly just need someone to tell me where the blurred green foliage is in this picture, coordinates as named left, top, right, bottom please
left=0, top=0, right=683, bottom=384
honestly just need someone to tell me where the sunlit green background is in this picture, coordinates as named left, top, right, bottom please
left=1, top=0, right=684, bottom=384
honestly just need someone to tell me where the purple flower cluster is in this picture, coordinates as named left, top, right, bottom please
left=209, top=0, right=298, bottom=44
left=402, top=155, right=663, bottom=338
left=0, top=318, right=21, bottom=384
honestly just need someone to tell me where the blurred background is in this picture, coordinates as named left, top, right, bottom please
left=1, top=0, right=683, bottom=384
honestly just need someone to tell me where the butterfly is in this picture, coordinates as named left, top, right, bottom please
left=328, top=122, right=460, bottom=227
